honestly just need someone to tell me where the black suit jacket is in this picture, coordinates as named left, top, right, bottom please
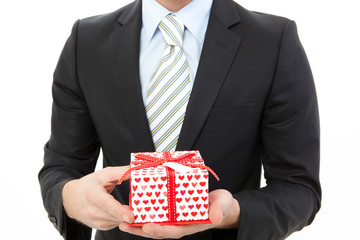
left=39, top=0, right=321, bottom=239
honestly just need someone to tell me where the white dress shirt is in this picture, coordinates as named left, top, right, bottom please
left=139, top=0, right=213, bottom=104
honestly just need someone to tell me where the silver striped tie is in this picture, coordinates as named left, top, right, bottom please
left=146, top=15, right=190, bottom=152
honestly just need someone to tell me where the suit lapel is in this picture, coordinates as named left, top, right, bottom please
left=110, top=0, right=155, bottom=152
left=176, top=0, right=242, bottom=151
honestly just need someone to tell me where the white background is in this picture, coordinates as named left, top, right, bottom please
left=0, top=0, right=359, bottom=239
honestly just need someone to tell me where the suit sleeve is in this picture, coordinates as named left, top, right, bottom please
left=234, top=21, right=321, bottom=240
left=38, top=20, right=100, bottom=240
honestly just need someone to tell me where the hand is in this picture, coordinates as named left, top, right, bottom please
left=119, top=189, right=240, bottom=239
left=62, top=166, right=134, bottom=230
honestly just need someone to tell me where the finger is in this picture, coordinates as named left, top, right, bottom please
left=208, top=198, right=223, bottom=225
left=101, top=194, right=134, bottom=223
left=91, top=219, right=122, bottom=231
left=98, top=166, right=131, bottom=183
left=80, top=205, right=122, bottom=230
left=141, top=223, right=212, bottom=239
left=119, top=222, right=159, bottom=239
left=90, top=190, right=134, bottom=223
left=85, top=204, right=126, bottom=224
left=208, top=190, right=236, bottom=227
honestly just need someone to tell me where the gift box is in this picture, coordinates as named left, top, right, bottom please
left=117, top=150, right=219, bottom=226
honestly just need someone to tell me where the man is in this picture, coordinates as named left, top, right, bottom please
left=39, top=0, right=321, bottom=239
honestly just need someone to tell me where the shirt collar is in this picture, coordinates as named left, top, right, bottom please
left=142, top=0, right=213, bottom=45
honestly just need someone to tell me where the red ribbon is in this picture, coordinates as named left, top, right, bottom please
left=117, top=151, right=219, bottom=185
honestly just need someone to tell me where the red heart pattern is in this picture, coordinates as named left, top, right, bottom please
left=130, top=151, right=210, bottom=223
left=175, top=169, right=209, bottom=222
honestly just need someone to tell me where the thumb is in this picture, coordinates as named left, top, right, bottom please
left=208, top=196, right=224, bottom=225
left=98, top=166, right=131, bottom=193
left=99, top=165, right=131, bottom=183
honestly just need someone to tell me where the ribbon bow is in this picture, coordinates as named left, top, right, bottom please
left=117, top=152, right=219, bottom=185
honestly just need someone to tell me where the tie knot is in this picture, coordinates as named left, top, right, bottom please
left=159, top=15, right=185, bottom=47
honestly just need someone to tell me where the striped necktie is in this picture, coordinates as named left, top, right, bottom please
left=146, top=14, right=190, bottom=152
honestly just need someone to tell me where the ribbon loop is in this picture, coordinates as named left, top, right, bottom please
left=117, top=151, right=219, bottom=185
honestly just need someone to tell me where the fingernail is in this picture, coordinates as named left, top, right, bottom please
left=122, top=215, right=130, bottom=223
